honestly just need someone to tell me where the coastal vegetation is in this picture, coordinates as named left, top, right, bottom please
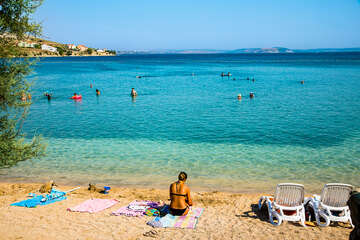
left=0, top=0, right=46, bottom=167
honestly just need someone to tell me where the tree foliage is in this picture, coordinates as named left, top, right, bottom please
left=0, top=0, right=46, bottom=168
left=86, top=48, right=93, bottom=54
left=56, top=46, right=65, bottom=56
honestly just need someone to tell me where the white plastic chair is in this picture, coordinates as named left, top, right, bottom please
left=259, top=183, right=306, bottom=226
left=307, top=183, right=353, bottom=227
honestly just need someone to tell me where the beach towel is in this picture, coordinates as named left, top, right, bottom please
left=147, top=207, right=204, bottom=229
left=111, top=206, right=145, bottom=217
left=68, top=199, right=118, bottom=213
left=111, top=200, right=160, bottom=217
left=11, top=189, right=67, bottom=208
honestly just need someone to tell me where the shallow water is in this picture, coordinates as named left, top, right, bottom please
left=1, top=53, right=360, bottom=192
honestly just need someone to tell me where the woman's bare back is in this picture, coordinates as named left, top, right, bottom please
left=169, top=181, right=192, bottom=210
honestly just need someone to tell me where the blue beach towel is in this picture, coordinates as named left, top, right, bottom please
left=11, top=189, right=67, bottom=208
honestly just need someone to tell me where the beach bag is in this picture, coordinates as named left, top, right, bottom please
left=258, top=200, right=269, bottom=221
left=304, top=201, right=316, bottom=222
left=348, top=191, right=360, bottom=240
left=159, top=205, right=170, bottom=217
left=145, top=208, right=160, bottom=217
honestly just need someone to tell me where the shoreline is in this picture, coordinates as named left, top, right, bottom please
left=0, top=182, right=352, bottom=239
left=19, top=54, right=117, bottom=58
left=0, top=176, right=346, bottom=195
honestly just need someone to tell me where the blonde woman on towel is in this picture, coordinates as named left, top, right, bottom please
left=169, top=172, right=193, bottom=216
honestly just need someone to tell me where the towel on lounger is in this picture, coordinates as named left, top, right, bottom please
left=147, top=207, right=204, bottom=229
left=68, top=199, right=118, bottom=213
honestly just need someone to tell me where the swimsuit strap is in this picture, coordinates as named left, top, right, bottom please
left=170, top=192, right=186, bottom=197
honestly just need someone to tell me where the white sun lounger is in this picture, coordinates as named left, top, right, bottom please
left=259, top=183, right=306, bottom=227
left=306, top=183, right=353, bottom=227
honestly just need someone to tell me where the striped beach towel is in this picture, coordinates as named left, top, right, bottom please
left=147, top=207, right=204, bottom=229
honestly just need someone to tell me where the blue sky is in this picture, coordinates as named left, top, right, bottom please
left=35, top=0, right=360, bottom=50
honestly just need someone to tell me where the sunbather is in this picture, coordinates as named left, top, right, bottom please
left=169, top=172, right=193, bottom=216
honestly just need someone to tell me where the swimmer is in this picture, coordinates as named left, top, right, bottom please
left=90, top=83, right=93, bottom=88
left=136, top=76, right=142, bottom=79
left=131, top=88, right=137, bottom=97
left=249, top=92, right=254, bottom=98
left=70, top=93, right=79, bottom=99
left=44, top=92, right=52, bottom=100
left=252, top=78, right=255, bottom=82
left=237, top=94, right=242, bottom=100
left=300, top=81, right=304, bottom=84
left=227, top=72, right=232, bottom=76
left=247, top=77, right=249, bottom=80
left=96, top=89, right=100, bottom=96
left=221, top=72, right=225, bottom=77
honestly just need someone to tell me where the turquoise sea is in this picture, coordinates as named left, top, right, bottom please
left=1, top=53, right=360, bottom=192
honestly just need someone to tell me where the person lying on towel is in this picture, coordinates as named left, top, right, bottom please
left=169, top=172, right=193, bottom=216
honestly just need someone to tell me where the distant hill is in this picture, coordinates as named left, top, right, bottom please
left=16, top=37, right=115, bottom=57
left=228, top=47, right=294, bottom=54
left=118, top=47, right=360, bottom=55
left=294, top=48, right=360, bottom=53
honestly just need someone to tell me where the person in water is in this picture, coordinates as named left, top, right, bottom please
left=131, top=88, right=137, bottom=97
left=169, top=172, right=193, bottom=216
left=44, top=92, right=52, bottom=100
left=70, top=93, right=81, bottom=99
left=96, top=89, right=100, bottom=95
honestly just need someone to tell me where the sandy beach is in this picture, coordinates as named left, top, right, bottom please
left=0, top=182, right=352, bottom=240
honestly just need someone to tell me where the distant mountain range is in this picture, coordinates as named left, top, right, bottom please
left=117, top=47, right=360, bottom=55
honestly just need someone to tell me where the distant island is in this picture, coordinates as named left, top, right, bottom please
left=17, top=37, right=116, bottom=57
left=117, top=47, right=360, bottom=55
left=16, top=39, right=360, bottom=56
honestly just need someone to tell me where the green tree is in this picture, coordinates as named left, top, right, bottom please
left=56, top=46, right=65, bottom=56
left=0, top=0, right=46, bottom=167
left=86, top=48, right=93, bottom=54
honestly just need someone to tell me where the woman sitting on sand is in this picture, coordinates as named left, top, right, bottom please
left=169, top=172, right=193, bottom=216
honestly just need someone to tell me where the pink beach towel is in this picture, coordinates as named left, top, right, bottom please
left=68, top=199, right=118, bottom=213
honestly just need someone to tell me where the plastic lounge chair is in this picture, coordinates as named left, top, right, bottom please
left=306, top=183, right=353, bottom=227
left=258, top=183, right=306, bottom=226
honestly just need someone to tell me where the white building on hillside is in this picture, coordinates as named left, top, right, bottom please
left=41, top=44, right=57, bottom=52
